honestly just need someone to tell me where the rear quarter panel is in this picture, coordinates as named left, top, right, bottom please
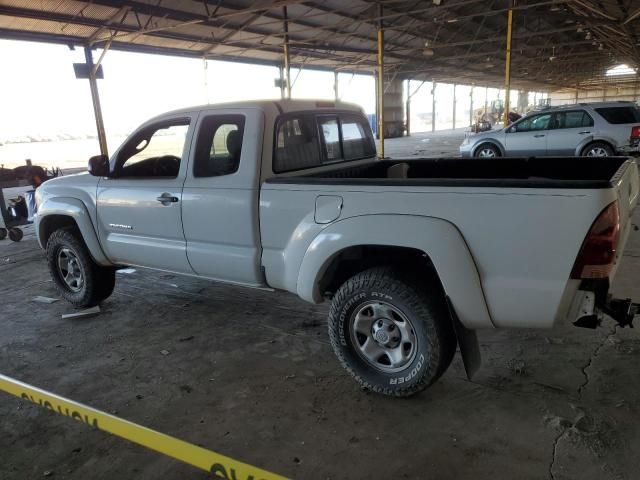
left=260, top=182, right=617, bottom=329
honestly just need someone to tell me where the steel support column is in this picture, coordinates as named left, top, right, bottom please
left=484, top=86, right=488, bottom=119
left=452, top=83, right=457, bottom=129
left=503, top=7, right=513, bottom=126
left=84, top=47, right=108, bottom=157
left=431, top=81, right=436, bottom=132
left=376, top=3, right=385, bottom=158
left=405, top=79, right=411, bottom=136
left=283, top=6, right=291, bottom=99
left=469, top=86, right=474, bottom=127
left=334, top=71, right=339, bottom=101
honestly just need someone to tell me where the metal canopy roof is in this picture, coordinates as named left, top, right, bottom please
left=0, top=0, right=639, bottom=91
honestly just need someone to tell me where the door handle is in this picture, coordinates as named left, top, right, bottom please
left=533, top=134, right=545, bottom=138
left=578, top=131, right=592, bottom=134
left=156, top=193, right=179, bottom=204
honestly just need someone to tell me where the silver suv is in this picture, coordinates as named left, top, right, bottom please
left=460, top=101, right=640, bottom=158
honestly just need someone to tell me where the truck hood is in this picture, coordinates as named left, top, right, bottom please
left=42, top=172, right=98, bottom=190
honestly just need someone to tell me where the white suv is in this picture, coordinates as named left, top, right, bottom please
left=461, top=101, right=640, bottom=157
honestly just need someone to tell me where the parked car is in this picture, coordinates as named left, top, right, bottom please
left=460, top=101, right=640, bottom=157
left=35, top=100, right=639, bottom=397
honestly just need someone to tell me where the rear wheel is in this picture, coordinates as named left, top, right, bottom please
left=0, top=228, right=6, bottom=240
left=46, top=228, right=116, bottom=308
left=582, top=141, right=613, bottom=157
left=328, top=267, right=456, bottom=397
left=474, top=143, right=501, bottom=158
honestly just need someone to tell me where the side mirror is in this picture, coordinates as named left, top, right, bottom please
left=88, top=154, right=109, bottom=177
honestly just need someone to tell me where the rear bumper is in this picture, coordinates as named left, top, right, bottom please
left=618, top=139, right=640, bottom=154
left=570, top=286, right=638, bottom=328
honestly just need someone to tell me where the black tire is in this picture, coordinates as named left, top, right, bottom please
left=9, top=227, right=23, bottom=242
left=46, top=228, right=116, bottom=308
left=581, top=141, right=614, bottom=157
left=0, top=228, right=6, bottom=240
left=474, top=142, right=501, bottom=158
left=328, top=267, right=456, bottom=397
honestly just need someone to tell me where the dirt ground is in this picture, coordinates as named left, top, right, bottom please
left=1, top=210, right=640, bottom=480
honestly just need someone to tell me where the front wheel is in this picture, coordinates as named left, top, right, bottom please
left=328, top=267, right=456, bottom=397
left=46, top=228, right=116, bottom=308
left=474, top=143, right=501, bottom=158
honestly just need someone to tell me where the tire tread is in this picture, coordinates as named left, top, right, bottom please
left=328, top=266, right=456, bottom=397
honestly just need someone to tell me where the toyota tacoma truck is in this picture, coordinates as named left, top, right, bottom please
left=35, top=99, right=640, bottom=397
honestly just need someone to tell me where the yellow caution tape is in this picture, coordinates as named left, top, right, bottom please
left=0, top=374, right=288, bottom=480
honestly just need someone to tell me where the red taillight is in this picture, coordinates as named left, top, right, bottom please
left=571, top=201, right=620, bottom=279
left=631, top=126, right=640, bottom=138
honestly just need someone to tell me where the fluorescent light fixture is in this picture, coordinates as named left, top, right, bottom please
left=606, top=64, right=637, bottom=76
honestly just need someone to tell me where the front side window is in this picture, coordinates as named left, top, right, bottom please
left=193, top=115, right=245, bottom=177
left=513, top=113, right=551, bottom=132
left=595, top=106, right=640, bottom=124
left=115, top=120, right=189, bottom=178
left=554, top=111, right=594, bottom=129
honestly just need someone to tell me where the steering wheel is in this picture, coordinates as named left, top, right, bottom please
left=153, top=155, right=180, bottom=176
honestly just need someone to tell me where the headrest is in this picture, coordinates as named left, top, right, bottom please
left=226, top=130, right=242, bottom=158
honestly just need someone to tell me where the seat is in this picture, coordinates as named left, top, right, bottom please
left=226, top=129, right=242, bottom=165
left=387, top=162, right=410, bottom=179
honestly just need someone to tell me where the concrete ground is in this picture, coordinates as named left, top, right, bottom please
left=383, top=128, right=467, bottom=158
left=1, top=214, right=639, bottom=480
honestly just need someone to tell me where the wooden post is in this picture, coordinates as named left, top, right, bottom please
left=84, top=47, right=108, bottom=157
left=377, top=3, right=385, bottom=158
left=283, top=6, right=291, bottom=99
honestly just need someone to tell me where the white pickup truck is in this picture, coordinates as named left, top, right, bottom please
left=35, top=99, right=640, bottom=397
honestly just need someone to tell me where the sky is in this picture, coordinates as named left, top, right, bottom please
left=0, top=38, right=548, bottom=169
left=0, top=39, right=375, bottom=143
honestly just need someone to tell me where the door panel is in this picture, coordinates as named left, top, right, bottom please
left=504, top=113, right=551, bottom=156
left=96, top=115, right=196, bottom=273
left=181, top=108, right=265, bottom=286
left=546, top=110, right=594, bottom=155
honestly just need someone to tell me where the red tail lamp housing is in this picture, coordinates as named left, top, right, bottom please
left=571, top=201, right=620, bottom=279
left=631, top=126, right=640, bottom=138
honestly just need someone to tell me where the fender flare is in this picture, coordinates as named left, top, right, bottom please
left=296, top=214, right=494, bottom=329
left=36, top=197, right=112, bottom=266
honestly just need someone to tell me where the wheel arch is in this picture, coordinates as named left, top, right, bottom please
left=297, top=214, right=494, bottom=329
left=473, top=139, right=504, bottom=157
left=37, top=197, right=112, bottom=266
left=578, top=138, right=616, bottom=156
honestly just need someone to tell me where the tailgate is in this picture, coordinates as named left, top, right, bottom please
left=611, top=159, right=639, bottom=278
left=613, top=159, right=639, bottom=229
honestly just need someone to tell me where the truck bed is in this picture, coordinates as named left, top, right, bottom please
left=267, top=156, right=629, bottom=189
left=261, top=155, right=639, bottom=330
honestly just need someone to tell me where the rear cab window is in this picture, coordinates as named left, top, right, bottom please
left=595, top=106, right=640, bottom=124
left=273, top=111, right=376, bottom=173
